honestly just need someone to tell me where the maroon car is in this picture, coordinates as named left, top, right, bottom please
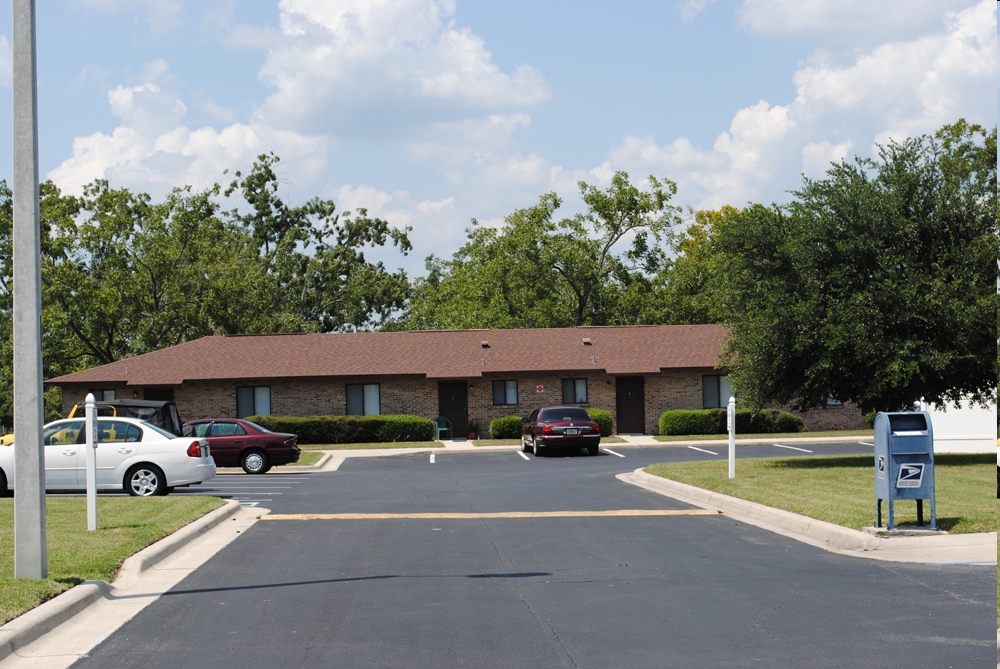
left=521, top=406, right=601, bottom=456
left=184, top=418, right=300, bottom=474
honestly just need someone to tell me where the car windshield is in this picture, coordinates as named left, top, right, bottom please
left=242, top=420, right=271, bottom=433
left=141, top=421, right=176, bottom=439
left=540, top=408, right=592, bottom=422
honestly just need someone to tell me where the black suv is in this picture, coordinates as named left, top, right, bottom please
left=68, top=399, right=184, bottom=437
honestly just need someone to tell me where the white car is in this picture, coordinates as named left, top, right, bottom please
left=0, top=417, right=215, bottom=497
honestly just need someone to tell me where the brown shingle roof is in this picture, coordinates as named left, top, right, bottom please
left=47, top=325, right=727, bottom=386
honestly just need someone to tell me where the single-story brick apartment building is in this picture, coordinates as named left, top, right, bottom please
left=47, top=325, right=865, bottom=436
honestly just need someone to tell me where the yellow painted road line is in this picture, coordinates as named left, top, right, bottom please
left=262, top=510, right=725, bottom=520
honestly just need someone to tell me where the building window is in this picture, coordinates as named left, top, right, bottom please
left=236, top=386, right=270, bottom=418
left=347, top=384, right=380, bottom=416
left=702, top=375, right=733, bottom=409
left=562, top=378, right=588, bottom=404
left=144, top=387, right=174, bottom=402
left=492, top=380, right=518, bottom=405
left=90, top=389, right=116, bottom=401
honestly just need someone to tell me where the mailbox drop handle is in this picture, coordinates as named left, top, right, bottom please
left=916, top=499, right=923, bottom=527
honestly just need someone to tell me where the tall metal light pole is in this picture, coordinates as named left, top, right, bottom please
left=12, top=0, right=47, bottom=579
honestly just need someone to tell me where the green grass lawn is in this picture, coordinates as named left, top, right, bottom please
left=645, top=454, right=993, bottom=534
left=299, top=441, right=439, bottom=450
left=654, top=429, right=873, bottom=442
left=0, top=496, right=224, bottom=625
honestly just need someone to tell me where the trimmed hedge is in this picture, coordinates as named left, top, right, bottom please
left=658, top=408, right=805, bottom=436
left=246, top=414, right=435, bottom=444
left=587, top=408, right=614, bottom=437
left=489, top=415, right=524, bottom=439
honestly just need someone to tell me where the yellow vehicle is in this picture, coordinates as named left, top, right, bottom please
left=2, top=400, right=183, bottom=445
left=66, top=399, right=183, bottom=436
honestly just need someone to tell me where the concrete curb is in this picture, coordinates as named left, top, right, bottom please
left=0, top=499, right=241, bottom=662
left=622, top=468, right=879, bottom=552
left=622, top=469, right=997, bottom=562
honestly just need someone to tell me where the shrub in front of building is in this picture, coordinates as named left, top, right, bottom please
left=586, top=408, right=613, bottom=436
left=658, top=408, right=804, bottom=435
left=489, top=415, right=524, bottom=439
left=247, top=414, right=435, bottom=444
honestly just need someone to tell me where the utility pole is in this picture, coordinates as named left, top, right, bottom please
left=12, top=0, right=47, bottom=579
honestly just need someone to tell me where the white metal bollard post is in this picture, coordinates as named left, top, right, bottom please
left=84, top=393, right=97, bottom=530
left=727, top=396, right=736, bottom=479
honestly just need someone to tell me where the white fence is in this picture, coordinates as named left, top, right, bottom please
left=916, top=398, right=996, bottom=453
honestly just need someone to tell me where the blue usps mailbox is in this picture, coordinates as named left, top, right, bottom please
left=874, top=411, right=935, bottom=530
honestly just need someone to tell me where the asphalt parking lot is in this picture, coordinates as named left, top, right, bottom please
left=63, top=442, right=995, bottom=668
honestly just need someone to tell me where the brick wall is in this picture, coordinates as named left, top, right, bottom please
left=792, top=402, right=867, bottom=431
left=58, top=372, right=867, bottom=434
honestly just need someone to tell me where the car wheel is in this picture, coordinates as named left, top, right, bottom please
left=241, top=449, right=270, bottom=475
left=125, top=464, right=167, bottom=497
left=521, top=436, right=530, bottom=452
left=532, top=437, right=542, bottom=457
left=0, top=468, right=10, bottom=497
left=588, top=445, right=599, bottom=456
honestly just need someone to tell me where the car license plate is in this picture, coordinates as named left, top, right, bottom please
left=565, top=428, right=579, bottom=435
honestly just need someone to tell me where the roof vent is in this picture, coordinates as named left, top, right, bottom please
left=481, top=341, right=490, bottom=348
left=582, top=338, right=592, bottom=345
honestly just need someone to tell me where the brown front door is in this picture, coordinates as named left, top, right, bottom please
left=616, top=376, right=645, bottom=434
left=438, top=381, right=469, bottom=438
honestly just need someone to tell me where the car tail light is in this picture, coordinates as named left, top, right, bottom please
left=541, top=424, right=552, bottom=433
left=186, top=441, right=203, bottom=458
left=284, top=438, right=296, bottom=446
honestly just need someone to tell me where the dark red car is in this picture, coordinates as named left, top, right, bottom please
left=521, top=406, right=601, bottom=456
left=183, top=418, right=300, bottom=474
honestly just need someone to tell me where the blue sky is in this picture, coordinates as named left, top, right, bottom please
left=0, top=0, right=994, bottom=275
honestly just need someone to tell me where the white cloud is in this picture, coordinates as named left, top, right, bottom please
left=254, top=0, right=549, bottom=136
left=599, top=0, right=996, bottom=210
left=416, top=197, right=454, bottom=214
left=738, top=0, right=977, bottom=49
left=678, top=0, right=720, bottom=21
left=801, top=140, right=852, bottom=178
left=48, top=60, right=326, bottom=196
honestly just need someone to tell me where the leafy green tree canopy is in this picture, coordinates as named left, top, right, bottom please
left=400, top=172, right=681, bottom=329
left=714, top=120, right=997, bottom=413
left=0, top=154, right=412, bottom=419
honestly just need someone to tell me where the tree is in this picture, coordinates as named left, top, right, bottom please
left=0, top=154, right=414, bottom=418
left=399, top=172, right=681, bottom=329
left=714, top=120, right=997, bottom=413
left=224, top=154, right=412, bottom=331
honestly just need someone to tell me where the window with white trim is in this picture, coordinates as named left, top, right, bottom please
left=347, top=384, right=380, bottom=416
left=237, top=386, right=271, bottom=418
left=702, top=375, right=733, bottom=409
left=561, top=378, right=588, bottom=404
left=492, top=380, right=518, bottom=405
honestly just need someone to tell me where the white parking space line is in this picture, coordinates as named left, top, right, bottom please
left=517, top=451, right=530, bottom=461
left=771, top=444, right=814, bottom=453
left=430, top=453, right=435, bottom=464
left=687, top=446, right=719, bottom=455
left=859, top=442, right=874, bottom=446
left=602, top=448, right=625, bottom=458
